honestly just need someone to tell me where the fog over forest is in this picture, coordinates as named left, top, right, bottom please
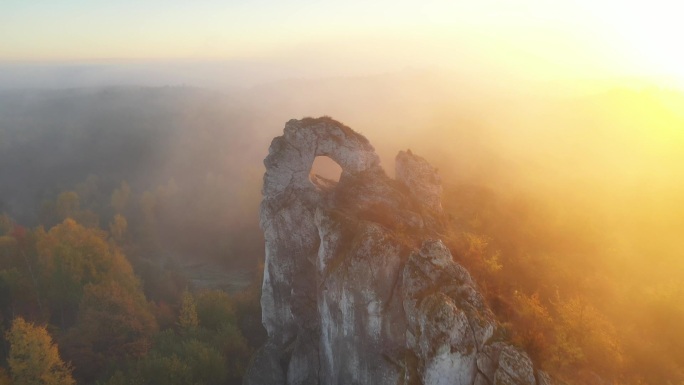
left=2, top=68, right=683, bottom=279
left=2, top=68, right=683, bottom=269
left=3, top=0, right=684, bottom=383
left=1, top=66, right=683, bottom=384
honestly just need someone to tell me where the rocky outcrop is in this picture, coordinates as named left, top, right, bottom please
left=245, top=117, right=552, bottom=385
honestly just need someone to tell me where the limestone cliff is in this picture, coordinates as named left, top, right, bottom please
left=245, top=117, right=551, bottom=385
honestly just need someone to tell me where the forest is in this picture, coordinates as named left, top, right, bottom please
left=0, top=76, right=683, bottom=385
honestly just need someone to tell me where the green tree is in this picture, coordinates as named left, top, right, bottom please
left=7, top=317, right=75, bottom=385
left=213, top=324, right=251, bottom=382
left=137, top=353, right=192, bottom=385
left=181, top=340, right=227, bottom=385
left=196, top=289, right=235, bottom=331
left=137, top=332, right=228, bottom=385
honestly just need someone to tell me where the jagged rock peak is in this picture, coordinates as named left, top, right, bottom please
left=396, top=150, right=443, bottom=212
left=246, top=118, right=552, bottom=385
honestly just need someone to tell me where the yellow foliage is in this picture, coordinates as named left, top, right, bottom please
left=7, top=317, right=75, bottom=385
left=179, top=289, right=199, bottom=330
left=36, top=218, right=134, bottom=284
left=511, top=292, right=553, bottom=363
left=550, top=296, right=623, bottom=375
left=483, top=250, right=503, bottom=274
left=449, top=231, right=503, bottom=281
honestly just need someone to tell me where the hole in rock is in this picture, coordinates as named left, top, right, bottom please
left=310, top=156, right=342, bottom=183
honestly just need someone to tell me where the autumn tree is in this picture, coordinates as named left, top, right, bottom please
left=510, top=291, right=553, bottom=363
left=550, top=296, right=623, bottom=375
left=7, top=317, right=75, bottom=385
left=0, top=225, right=45, bottom=322
left=35, top=218, right=136, bottom=327
left=178, top=289, right=199, bottom=330
left=61, top=281, right=157, bottom=383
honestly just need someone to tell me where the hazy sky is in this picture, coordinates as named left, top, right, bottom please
left=2, top=0, right=684, bottom=86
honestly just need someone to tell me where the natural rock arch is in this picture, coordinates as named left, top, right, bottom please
left=262, top=117, right=380, bottom=197
left=248, top=117, right=550, bottom=385
left=310, top=155, right=343, bottom=184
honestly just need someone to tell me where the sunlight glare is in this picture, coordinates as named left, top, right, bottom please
left=582, top=0, right=684, bottom=88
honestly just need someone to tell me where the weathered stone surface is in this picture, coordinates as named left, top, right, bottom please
left=396, top=150, right=443, bottom=212
left=536, top=371, right=553, bottom=385
left=494, top=345, right=536, bottom=385
left=402, top=241, right=496, bottom=385
left=243, top=342, right=286, bottom=385
left=245, top=117, right=551, bottom=385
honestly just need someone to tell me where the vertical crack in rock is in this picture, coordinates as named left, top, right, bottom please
left=244, top=117, right=553, bottom=385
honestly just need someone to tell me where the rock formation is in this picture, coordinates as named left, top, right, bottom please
left=245, top=117, right=551, bottom=385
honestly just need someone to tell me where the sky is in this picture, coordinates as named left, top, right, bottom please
left=1, top=0, right=684, bottom=88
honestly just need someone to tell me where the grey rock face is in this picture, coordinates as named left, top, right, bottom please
left=244, top=117, right=551, bottom=385
left=396, top=150, right=443, bottom=212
